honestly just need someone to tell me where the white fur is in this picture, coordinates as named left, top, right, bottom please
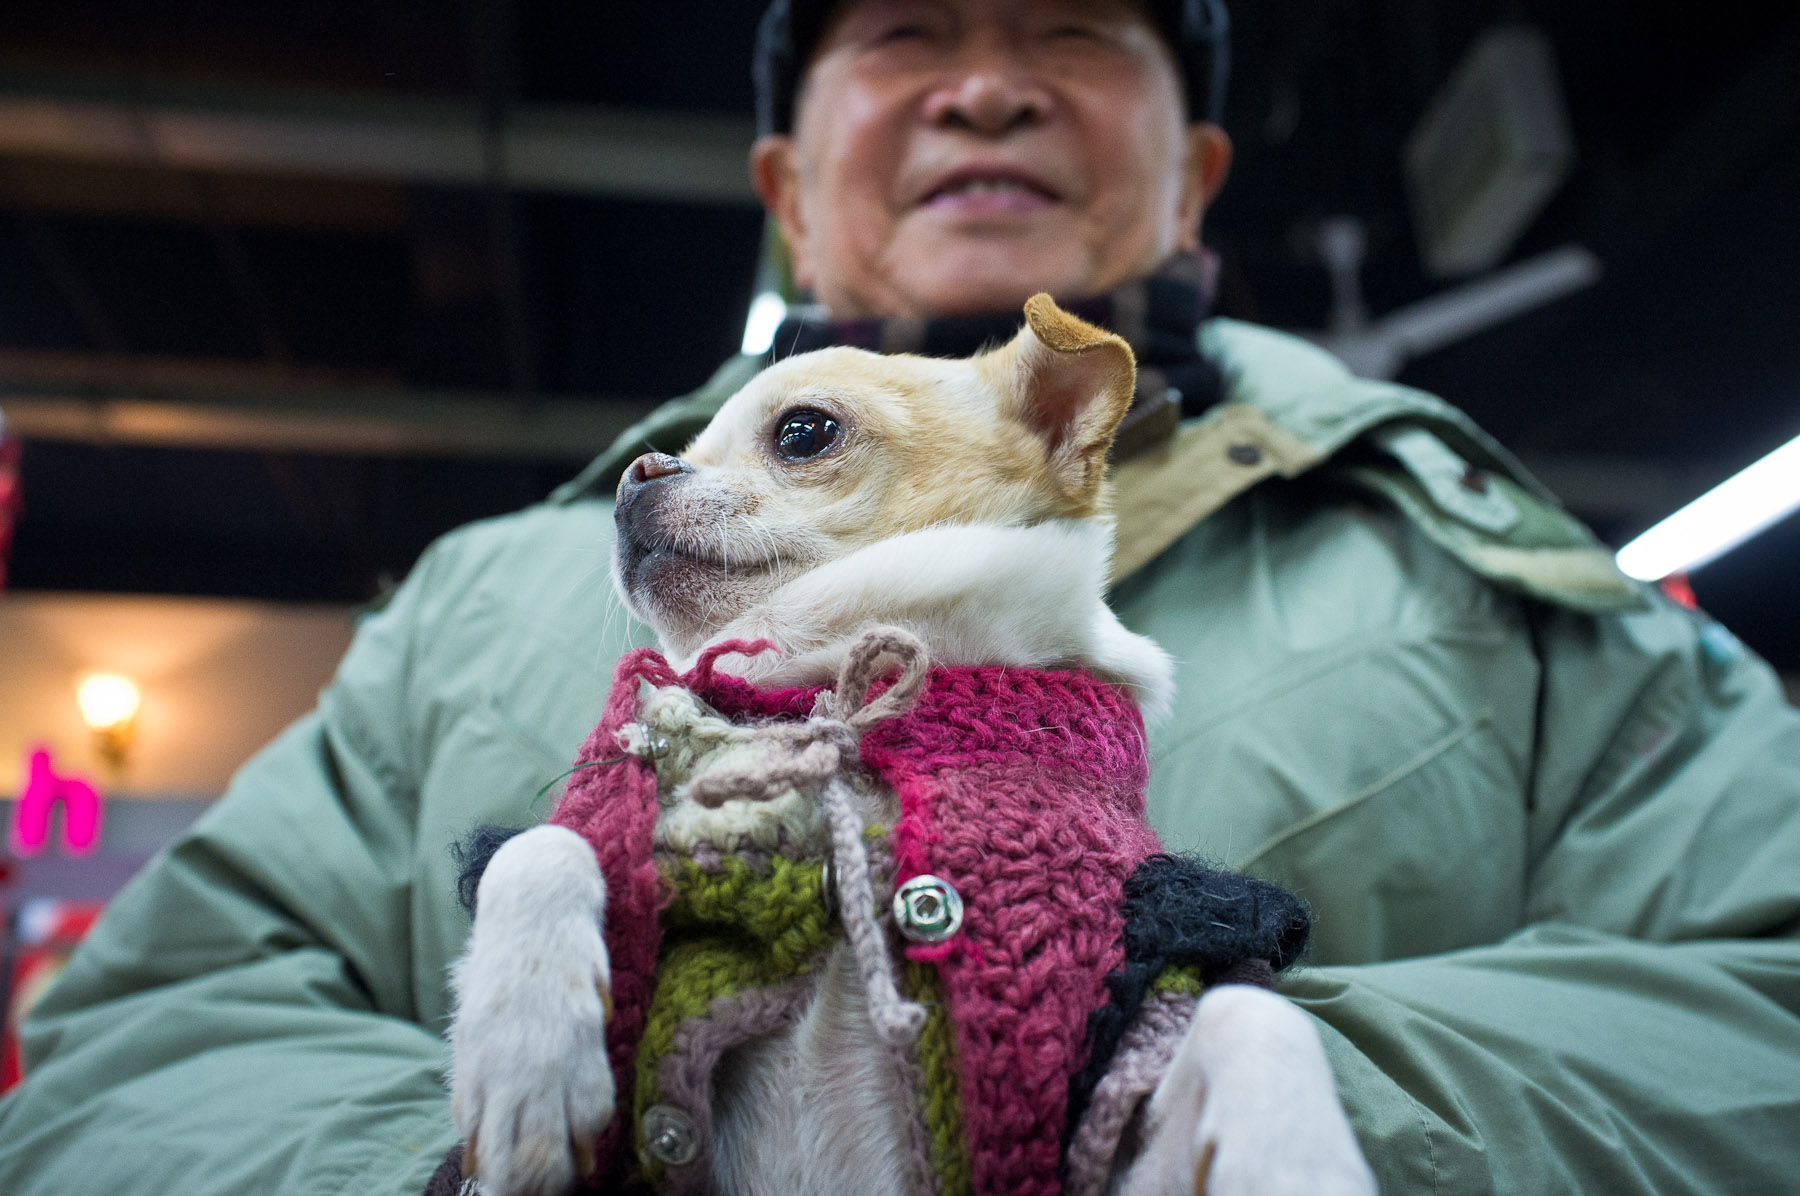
left=450, top=524, right=1376, bottom=1196
left=1112, top=987, right=1377, bottom=1196
left=684, top=518, right=1175, bottom=722
left=451, top=407, right=1374, bottom=1194
left=451, top=825, right=616, bottom=1196
left=711, top=948, right=916, bottom=1196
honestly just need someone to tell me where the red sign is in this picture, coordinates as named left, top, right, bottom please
left=2, top=899, right=104, bottom=1092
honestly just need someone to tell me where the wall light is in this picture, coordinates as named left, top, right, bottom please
left=76, top=672, right=140, bottom=771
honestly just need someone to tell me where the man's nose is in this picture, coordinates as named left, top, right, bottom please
left=923, top=63, right=1049, bottom=136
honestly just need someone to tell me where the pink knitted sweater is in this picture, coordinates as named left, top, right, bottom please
left=542, top=637, right=1300, bottom=1195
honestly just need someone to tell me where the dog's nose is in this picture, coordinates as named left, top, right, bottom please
left=623, top=452, right=692, bottom=487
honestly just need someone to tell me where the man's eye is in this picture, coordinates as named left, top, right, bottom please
left=774, top=410, right=842, bottom=460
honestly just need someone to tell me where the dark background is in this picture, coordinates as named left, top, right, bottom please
left=0, top=0, right=1795, bottom=667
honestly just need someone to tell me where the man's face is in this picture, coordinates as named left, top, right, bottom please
left=752, top=0, right=1231, bottom=319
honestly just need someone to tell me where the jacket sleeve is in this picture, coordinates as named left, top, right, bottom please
left=0, top=539, right=464, bottom=1196
left=1280, top=595, right=1800, bottom=1195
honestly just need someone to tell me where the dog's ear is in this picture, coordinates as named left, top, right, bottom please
left=983, top=294, right=1137, bottom=507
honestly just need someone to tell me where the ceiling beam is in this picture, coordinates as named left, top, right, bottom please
left=0, top=363, right=1714, bottom=518
left=0, top=156, right=410, bottom=230
left=0, top=348, right=393, bottom=391
left=0, top=70, right=758, bottom=205
left=0, top=378, right=660, bottom=463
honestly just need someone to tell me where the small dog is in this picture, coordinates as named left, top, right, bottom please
left=450, top=297, right=1375, bottom=1196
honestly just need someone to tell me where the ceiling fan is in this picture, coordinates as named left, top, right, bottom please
left=1300, top=24, right=1602, bottom=379
left=1298, top=214, right=1602, bottom=381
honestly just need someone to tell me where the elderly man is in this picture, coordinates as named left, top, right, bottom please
left=2, top=1, right=1798, bottom=1193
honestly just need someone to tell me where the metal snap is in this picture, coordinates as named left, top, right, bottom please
left=641, top=1103, right=700, bottom=1166
left=1227, top=442, right=1263, bottom=467
left=628, top=725, right=670, bottom=761
left=820, top=857, right=838, bottom=921
left=893, top=874, right=964, bottom=943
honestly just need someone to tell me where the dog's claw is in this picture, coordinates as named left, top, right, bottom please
left=572, top=1129, right=598, bottom=1180
left=1193, top=1137, right=1214, bottom=1196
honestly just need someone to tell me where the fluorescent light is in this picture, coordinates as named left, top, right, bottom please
left=741, top=291, right=788, bottom=356
left=1616, top=430, right=1800, bottom=580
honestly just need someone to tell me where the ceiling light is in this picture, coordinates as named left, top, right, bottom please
left=1615, top=431, right=1800, bottom=581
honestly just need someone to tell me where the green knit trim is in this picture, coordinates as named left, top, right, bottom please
left=634, top=853, right=839, bottom=1179
left=662, top=852, right=834, bottom=965
left=1150, top=963, right=1206, bottom=998
left=909, top=962, right=973, bottom=1196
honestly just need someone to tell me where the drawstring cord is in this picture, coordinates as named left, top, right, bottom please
left=675, top=627, right=932, bottom=1047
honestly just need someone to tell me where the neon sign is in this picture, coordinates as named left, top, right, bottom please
left=7, top=746, right=105, bottom=858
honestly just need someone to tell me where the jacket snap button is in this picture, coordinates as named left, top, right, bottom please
left=642, top=1103, right=700, bottom=1166
left=1227, top=442, right=1263, bottom=466
left=894, top=874, right=964, bottom=942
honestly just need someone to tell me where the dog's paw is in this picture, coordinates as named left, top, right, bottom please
left=450, top=825, right=616, bottom=1196
left=1114, top=986, right=1377, bottom=1196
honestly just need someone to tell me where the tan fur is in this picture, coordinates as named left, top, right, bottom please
left=617, top=296, right=1142, bottom=659
left=978, top=294, right=1137, bottom=505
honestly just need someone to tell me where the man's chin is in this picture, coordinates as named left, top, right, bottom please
left=881, top=238, right=1101, bottom=317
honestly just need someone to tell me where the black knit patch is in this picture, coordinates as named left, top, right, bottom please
left=1065, top=854, right=1312, bottom=1140
left=453, top=825, right=526, bottom=916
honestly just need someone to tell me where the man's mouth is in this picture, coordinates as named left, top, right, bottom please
left=918, top=168, right=1062, bottom=217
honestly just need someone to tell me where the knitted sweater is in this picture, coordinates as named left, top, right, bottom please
left=541, top=630, right=1309, bottom=1196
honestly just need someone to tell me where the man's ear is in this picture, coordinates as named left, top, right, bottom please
left=750, top=134, right=815, bottom=290
left=982, top=294, right=1137, bottom=507
left=1175, top=122, right=1233, bottom=253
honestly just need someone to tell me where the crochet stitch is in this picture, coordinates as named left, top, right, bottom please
left=455, top=628, right=1310, bottom=1195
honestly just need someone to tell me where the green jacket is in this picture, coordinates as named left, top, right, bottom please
left=3, top=322, right=1797, bottom=1195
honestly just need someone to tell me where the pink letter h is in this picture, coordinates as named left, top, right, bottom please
left=9, top=746, right=104, bottom=858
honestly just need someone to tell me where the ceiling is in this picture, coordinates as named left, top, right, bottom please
left=0, top=0, right=1795, bottom=667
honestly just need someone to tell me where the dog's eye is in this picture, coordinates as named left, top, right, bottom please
left=774, top=409, right=842, bottom=460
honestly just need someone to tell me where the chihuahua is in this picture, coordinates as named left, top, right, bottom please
left=449, top=296, right=1375, bottom=1196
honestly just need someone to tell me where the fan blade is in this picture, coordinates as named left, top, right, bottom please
left=1312, top=334, right=1400, bottom=381
left=1371, top=244, right=1601, bottom=361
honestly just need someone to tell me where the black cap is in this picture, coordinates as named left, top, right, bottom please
left=753, top=0, right=1230, bottom=136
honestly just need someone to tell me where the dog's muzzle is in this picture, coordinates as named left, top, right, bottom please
left=614, top=452, right=692, bottom=555
left=617, top=452, right=692, bottom=515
